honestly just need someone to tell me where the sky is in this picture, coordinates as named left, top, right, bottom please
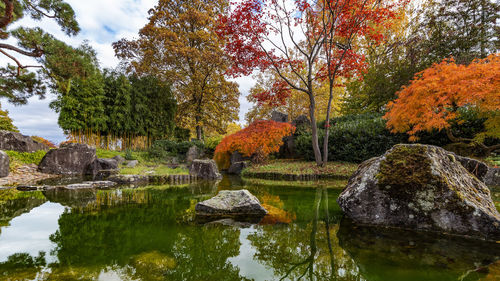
left=1, top=0, right=255, bottom=144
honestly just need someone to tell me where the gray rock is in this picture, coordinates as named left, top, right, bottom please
left=453, top=154, right=489, bottom=182
left=65, top=181, right=117, bottom=190
left=186, top=146, right=204, bottom=163
left=337, top=144, right=500, bottom=241
left=86, top=158, right=119, bottom=177
left=195, top=189, right=268, bottom=218
left=108, top=174, right=149, bottom=184
left=228, top=161, right=249, bottom=175
left=291, top=115, right=310, bottom=129
left=38, top=143, right=96, bottom=175
left=230, top=151, right=250, bottom=166
left=0, top=150, right=9, bottom=178
left=65, top=183, right=94, bottom=190
left=271, top=111, right=288, bottom=123
left=112, top=155, right=126, bottom=165
left=485, top=167, right=500, bottom=187
left=125, top=160, right=139, bottom=168
left=0, top=130, right=48, bottom=152
left=189, top=159, right=222, bottom=180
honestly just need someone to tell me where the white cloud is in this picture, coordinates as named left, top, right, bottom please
left=0, top=0, right=256, bottom=142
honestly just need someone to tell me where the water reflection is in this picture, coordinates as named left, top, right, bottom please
left=0, top=180, right=498, bottom=280
left=337, top=219, right=500, bottom=281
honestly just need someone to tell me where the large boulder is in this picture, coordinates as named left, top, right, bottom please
left=85, top=158, right=119, bottom=178
left=0, top=151, right=9, bottom=178
left=38, top=143, right=96, bottom=175
left=271, top=111, right=288, bottom=123
left=186, top=146, right=204, bottom=163
left=227, top=161, right=249, bottom=175
left=485, top=167, right=500, bottom=187
left=195, top=189, right=268, bottom=218
left=189, top=159, right=222, bottom=180
left=112, top=155, right=126, bottom=166
left=0, top=130, right=48, bottom=152
left=453, top=154, right=489, bottom=182
left=337, top=144, right=500, bottom=241
left=291, top=115, right=310, bottom=129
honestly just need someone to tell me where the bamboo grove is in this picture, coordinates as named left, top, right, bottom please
left=51, top=69, right=177, bottom=150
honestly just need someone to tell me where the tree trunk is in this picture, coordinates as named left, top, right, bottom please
left=480, top=0, right=486, bottom=58
left=308, top=94, right=323, bottom=165
left=196, top=125, right=202, bottom=140
left=321, top=84, right=335, bottom=167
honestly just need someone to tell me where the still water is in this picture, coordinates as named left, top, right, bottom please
left=0, top=176, right=499, bottom=281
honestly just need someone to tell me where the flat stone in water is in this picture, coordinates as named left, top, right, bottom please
left=195, top=189, right=268, bottom=218
left=65, top=181, right=117, bottom=190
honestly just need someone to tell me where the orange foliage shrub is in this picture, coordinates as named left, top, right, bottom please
left=31, top=136, right=57, bottom=148
left=59, top=139, right=77, bottom=147
left=384, top=53, right=500, bottom=141
left=214, top=120, right=295, bottom=169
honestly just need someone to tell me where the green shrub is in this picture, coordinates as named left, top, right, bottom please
left=124, top=149, right=137, bottom=160
left=148, top=140, right=205, bottom=160
left=295, top=111, right=497, bottom=163
left=96, top=149, right=123, bottom=159
left=296, top=113, right=407, bottom=163
left=204, top=136, right=222, bottom=158
left=5, top=150, right=48, bottom=171
left=173, top=127, right=191, bottom=141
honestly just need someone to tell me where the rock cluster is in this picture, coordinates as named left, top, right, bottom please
left=338, top=144, right=500, bottom=241
left=38, top=143, right=118, bottom=177
left=0, top=130, right=48, bottom=152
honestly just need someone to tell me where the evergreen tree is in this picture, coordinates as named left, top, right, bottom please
left=0, top=0, right=95, bottom=104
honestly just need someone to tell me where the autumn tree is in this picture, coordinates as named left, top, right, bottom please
left=113, top=0, right=240, bottom=140
left=0, top=0, right=98, bottom=104
left=0, top=102, right=18, bottom=131
left=343, top=0, right=499, bottom=114
left=384, top=53, right=500, bottom=153
left=214, top=120, right=295, bottom=169
left=245, top=68, right=344, bottom=124
left=218, top=0, right=406, bottom=166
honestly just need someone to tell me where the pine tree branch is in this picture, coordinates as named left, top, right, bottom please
left=0, top=48, right=43, bottom=75
left=0, top=42, right=43, bottom=57
left=25, top=0, right=57, bottom=19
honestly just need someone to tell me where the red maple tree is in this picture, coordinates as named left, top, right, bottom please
left=218, top=0, right=407, bottom=166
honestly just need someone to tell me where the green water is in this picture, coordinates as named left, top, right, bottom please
left=0, top=176, right=499, bottom=281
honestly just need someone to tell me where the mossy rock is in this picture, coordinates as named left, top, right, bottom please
left=338, top=144, right=500, bottom=241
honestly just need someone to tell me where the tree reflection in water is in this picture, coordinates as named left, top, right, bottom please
left=248, top=187, right=362, bottom=281
left=1, top=183, right=499, bottom=280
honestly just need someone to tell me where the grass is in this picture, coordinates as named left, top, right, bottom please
left=242, top=177, right=348, bottom=189
left=486, top=155, right=500, bottom=167
left=5, top=150, right=47, bottom=171
left=96, top=149, right=124, bottom=159
left=243, top=159, right=358, bottom=177
left=119, top=164, right=189, bottom=176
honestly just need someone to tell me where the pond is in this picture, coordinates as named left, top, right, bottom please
left=0, top=176, right=499, bottom=280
